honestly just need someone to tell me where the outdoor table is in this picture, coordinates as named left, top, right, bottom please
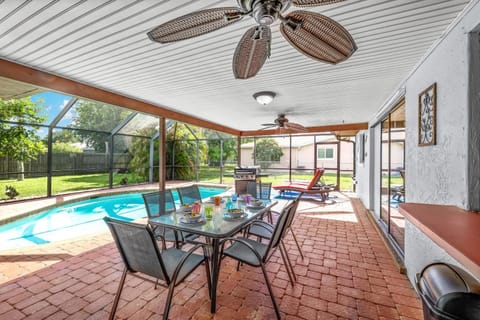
left=149, top=200, right=278, bottom=314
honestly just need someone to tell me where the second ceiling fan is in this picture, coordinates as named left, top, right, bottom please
left=147, top=0, right=357, bottom=79
left=261, top=114, right=307, bottom=132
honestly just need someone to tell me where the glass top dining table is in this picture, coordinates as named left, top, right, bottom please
left=148, top=200, right=278, bottom=314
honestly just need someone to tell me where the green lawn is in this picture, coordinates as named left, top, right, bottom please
left=0, top=173, right=144, bottom=200
left=1, top=167, right=398, bottom=200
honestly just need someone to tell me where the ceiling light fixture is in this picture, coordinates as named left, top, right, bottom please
left=253, top=91, right=276, bottom=106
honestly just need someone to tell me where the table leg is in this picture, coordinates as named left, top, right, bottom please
left=210, top=238, right=220, bottom=313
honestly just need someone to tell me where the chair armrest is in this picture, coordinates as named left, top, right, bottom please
left=248, top=220, right=274, bottom=232
left=170, top=244, right=206, bottom=284
left=219, top=237, right=263, bottom=264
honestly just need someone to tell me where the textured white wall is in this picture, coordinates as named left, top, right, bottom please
left=356, top=128, right=377, bottom=211
left=405, top=220, right=480, bottom=283
left=403, top=2, right=480, bottom=281
left=404, top=3, right=480, bottom=209
left=356, top=1, right=480, bottom=285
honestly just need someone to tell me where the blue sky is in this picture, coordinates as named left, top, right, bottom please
left=30, top=91, right=74, bottom=138
left=31, top=91, right=73, bottom=124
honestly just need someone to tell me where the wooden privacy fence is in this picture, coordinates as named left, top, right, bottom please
left=0, top=152, right=131, bottom=179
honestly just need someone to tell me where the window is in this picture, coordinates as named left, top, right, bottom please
left=317, top=147, right=334, bottom=160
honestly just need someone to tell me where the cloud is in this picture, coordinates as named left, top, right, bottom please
left=60, top=99, right=69, bottom=110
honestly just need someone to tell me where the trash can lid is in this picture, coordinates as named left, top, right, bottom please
left=437, top=292, right=480, bottom=320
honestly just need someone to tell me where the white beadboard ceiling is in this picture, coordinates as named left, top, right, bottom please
left=0, top=0, right=471, bottom=131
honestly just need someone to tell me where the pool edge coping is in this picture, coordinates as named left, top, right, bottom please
left=0, top=183, right=232, bottom=226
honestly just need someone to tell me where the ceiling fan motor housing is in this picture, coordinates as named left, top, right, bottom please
left=275, top=114, right=289, bottom=127
left=238, top=0, right=291, bottom=25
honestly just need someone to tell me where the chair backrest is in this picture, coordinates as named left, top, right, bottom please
left=104, top=217, right=169, bottom=282
left=177, top=185, right=202, bottom=205
left=246, top=181, right=272, bottom=200
left=263, top=201, right=296, bottom=261
left=246, top=181, right=257, bottom=197
left=284, top=194, right=302, bottom=230
left=307, top=169, right=325, bottom=189
left=142, top=189, right=176, bottom=219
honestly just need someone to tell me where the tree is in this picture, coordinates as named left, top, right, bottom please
left=166, top=123, right=207, bottom=180
left=52, top=142, right=82, bottom=153
left=204, top=130, right=237, bottom=166
left=0, top=98, right=46, bottom=180
left=253, top=138, right=283, bottom=169
left=51, top=129, right=79, bottom=144
left=129, top=126, right=157, bottom=181
left=72, top=101, right=130, bottom=152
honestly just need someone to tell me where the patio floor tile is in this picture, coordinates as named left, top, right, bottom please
left=0, top=194, right=423, bottom=319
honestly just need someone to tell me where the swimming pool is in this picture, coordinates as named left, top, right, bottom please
left=0, top=187, right=226, bottom=250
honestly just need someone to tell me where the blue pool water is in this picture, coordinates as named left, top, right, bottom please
left=0, top=187, right=226, bottom=250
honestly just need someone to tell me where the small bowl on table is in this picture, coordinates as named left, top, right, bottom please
left=247, top=200, right=264, bottom=209
left=227, top=208, right=244, bottom=218
left=183, top=213, right=202, bottom=223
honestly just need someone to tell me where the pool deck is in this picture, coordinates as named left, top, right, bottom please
left=0, top=181, right=231, bottom=225
left=0, top=193, right=424, bottom=319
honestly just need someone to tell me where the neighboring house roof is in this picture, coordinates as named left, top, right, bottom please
left=241, top=135, right=338, bottom=148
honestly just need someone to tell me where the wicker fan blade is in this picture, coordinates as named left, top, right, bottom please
left=284, top=121, right=308, bottom=132
left=148, top=7, right=243, bottom=43
left=280, top=10, right=356, bottom=64
left=260, top=125, right=276, bottom=130
left=233, top=25, right=271, bottom=79
left=292, top=0, right=345, bottom=7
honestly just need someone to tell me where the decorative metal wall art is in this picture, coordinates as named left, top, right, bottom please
left=418, top=83, right=436, bottom=146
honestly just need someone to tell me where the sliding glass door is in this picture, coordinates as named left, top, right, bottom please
left=379, top=101, right=406, bottom=252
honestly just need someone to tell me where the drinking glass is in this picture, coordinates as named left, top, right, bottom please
left=204, top=204, right=214, bottom=220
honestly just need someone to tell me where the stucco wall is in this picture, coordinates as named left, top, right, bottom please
left=402, top=2, right=480, bottom=282
left=355, top=129, right=373, bottom=209
left=366, top=1, right=480, bottom=283
left=405, top=220, right=480, bottom=283
left=404, top=3, right=480, bottom=209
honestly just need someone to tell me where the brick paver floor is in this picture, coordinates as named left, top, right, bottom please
left=0, top=194, right=423, bottom=319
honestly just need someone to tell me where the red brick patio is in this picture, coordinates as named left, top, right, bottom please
left=0, top=195, right=423, bottom=319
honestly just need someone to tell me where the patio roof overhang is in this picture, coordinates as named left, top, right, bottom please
left=0, top=58, right=368, bottom=136
left=0, top=1, right=470, bottom=134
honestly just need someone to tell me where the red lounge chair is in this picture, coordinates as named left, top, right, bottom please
left=273, top=169, right=333, bottom=201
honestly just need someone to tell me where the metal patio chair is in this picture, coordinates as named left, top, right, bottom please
left=176, top=185, right=208, bottom=244
left=142, top=189, right=184, bottom=249
left=177, top=185, right=202, bottom=205
left=104, top=217, right=211, bottom=320
left=246, top=181, right=272, bottom=200
left=246, top=181, right=275, bottom=222
left=246, top=194, right=304, bottom=260
left=218, top=201, right=297, bottom=320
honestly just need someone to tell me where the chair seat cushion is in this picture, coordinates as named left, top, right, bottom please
left=223, top=238, right=268, bottom=267
left=161, top=248, right=204, bottom=284
left=273, top=183, right=310, bottom=190
left=248, top=223, right=274, bottom=239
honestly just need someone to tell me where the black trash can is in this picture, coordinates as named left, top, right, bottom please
left=415, top=262, right=480, bottom=320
